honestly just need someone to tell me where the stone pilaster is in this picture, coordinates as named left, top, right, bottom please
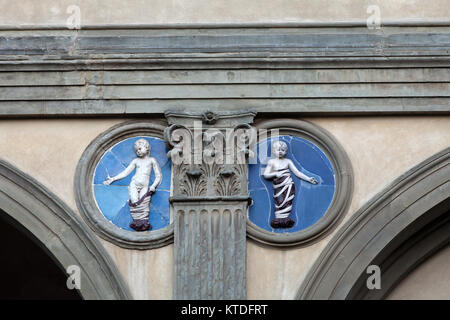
left=164, top=111, right=256, bottom=300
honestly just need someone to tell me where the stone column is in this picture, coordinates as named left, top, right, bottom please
left=164, top=111, right=256, bottom=300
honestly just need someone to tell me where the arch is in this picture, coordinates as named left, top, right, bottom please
left=297, top=147, right=450, bottom=299
left=0, top=159, right=132, bottom=300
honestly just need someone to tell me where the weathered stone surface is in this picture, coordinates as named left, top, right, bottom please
left=173, top=201, right=247, bottom=299
left=166, top=111, right=254, bottom=299
left=0, top=27, right=449, bottom=116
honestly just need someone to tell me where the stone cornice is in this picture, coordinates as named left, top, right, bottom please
left=0, top=25, right=448, bottom=116
left=0, top=26, right=449, bottom=69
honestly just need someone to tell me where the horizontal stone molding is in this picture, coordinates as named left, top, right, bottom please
left=0, top=26, right=449, bottom=117
left=2, top=69, right=450, bottom=87
left=2, top=83, right=450, bottom=101
left=170, top=196, right=252, bottom=203
left=0, top=27, right=449, bottom=66
left=0, top=98, right=448, bottom=118
left=1, top=58, right=449, bottom=72
left=74, top=120, right=174, bottom=250
left=1, top=20, right=450, bottom=30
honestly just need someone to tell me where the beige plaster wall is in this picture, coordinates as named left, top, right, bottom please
left=0, top=116, right=449, bottom=299
left=0, top=0, right=448, bottom=26
left=387, top=245, right=450, bottom=300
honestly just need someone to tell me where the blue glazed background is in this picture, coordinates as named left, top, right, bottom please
left=248, top=136, right=335, bottom=233
left=93, top=137, right=171, bottom=232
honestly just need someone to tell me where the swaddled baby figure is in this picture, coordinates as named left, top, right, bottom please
left=263, top=140, right=318, bottom=228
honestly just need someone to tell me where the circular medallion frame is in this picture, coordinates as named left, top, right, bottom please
left=75, top=120, right=174, bottom=250
left=247, top=119, right=353, bottom=247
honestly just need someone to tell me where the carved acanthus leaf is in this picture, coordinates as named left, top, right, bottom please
left=176, top=164, right=207, bottom=196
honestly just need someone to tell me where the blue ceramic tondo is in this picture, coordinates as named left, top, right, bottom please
left=248, top=136, right=335, bottom=233
left=93, top=137, right=171, bottom=232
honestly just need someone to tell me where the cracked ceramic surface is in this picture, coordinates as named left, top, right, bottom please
left=93, top=136, right=171, bottom=232
left=248, top=135, right=335, bottom=233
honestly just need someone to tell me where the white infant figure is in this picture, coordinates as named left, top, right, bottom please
left=104, top=138, right=162, bottom=231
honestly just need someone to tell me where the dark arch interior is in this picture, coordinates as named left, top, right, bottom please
left=0, top=210, right=82, bottom=300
